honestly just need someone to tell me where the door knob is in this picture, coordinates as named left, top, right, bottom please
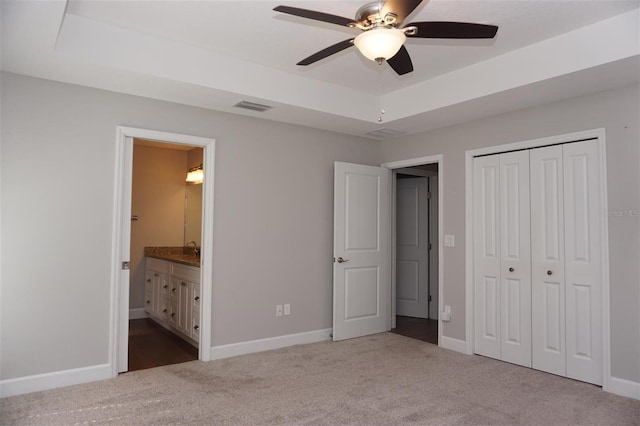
left=547, top=270, right=553, bottom=275
left=336, top=257, right=349, bottom=263
left=508, top=267, right=514, bottom=272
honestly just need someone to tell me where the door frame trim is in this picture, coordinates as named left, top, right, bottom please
left=464, top=128, right=610, bottom=389
left=110, top=126, right=215, bottom=376
left=382, top=155, right=444, bottom=347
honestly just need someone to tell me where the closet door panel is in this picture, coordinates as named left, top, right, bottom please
left=563, top=140, right=602, bottom=385
left=473, top=155, right=501, bottom=359
left=530, top=145, right=566, bottom=376
left=499, top=151, right=532, bottom=367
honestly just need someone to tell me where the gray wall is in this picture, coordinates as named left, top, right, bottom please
left=1, top=71, right=637, bottom=385
left=0, top=72, right=379, bottom=380
left=379, top=84, right=640, bottom=382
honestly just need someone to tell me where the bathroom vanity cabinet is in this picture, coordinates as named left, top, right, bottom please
left=145, top=257, right=200, bottom=346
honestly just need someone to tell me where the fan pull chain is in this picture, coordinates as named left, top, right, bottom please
left=377, top=62, right=385, bottom=123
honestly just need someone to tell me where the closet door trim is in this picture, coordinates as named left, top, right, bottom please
left=465, top=128, right=610, bottom=389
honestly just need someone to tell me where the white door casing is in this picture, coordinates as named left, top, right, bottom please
left=333, top=162, right=391, bottom=341
left=531, top=145, right=567, bottom=377
left=499, top=151, right=532, bottom=367
left=428, top=176, right=439, bottom=320
left=396, top=177, right=429, bottom=319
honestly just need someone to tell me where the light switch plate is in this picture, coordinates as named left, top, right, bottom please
left=444, top=234, right=455, bottom=247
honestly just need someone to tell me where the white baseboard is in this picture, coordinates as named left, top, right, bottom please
left=606, top=376, right=640, bottom=400
left=440, top=335, right=468, bottom=354
left=210, top=328, right=332, bottom=360
left=129, top=308, right=148, bottom=320
left=0, top=364, right=112, bottom=398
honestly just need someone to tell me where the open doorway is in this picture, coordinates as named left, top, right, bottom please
left=391, top=164, right=439, bottom=344
left=127, top=139, right=203, bottom=371
left=112, top=126, right=215, bottom=376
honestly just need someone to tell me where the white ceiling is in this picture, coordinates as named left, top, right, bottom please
left=2, top=0, right=639, bottom=139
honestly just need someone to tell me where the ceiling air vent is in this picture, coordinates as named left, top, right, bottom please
left=234, top=100, right=273, bottom=112
left=365, top=128, right=405, bottom=140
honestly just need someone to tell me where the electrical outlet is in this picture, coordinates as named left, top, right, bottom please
left=284, top=304, right=291, bottom=316
left=276, top=304, right=283, bottom=317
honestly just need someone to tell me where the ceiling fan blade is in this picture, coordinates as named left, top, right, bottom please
left=381, top=0, right=423, bottom=26
left=274, top=6, right=355, bottom=27
left=297, top=39, right=355, bottom=66
left=405, top=21, right=498, bottom=39
left=387, top=45, right=413, bottom=75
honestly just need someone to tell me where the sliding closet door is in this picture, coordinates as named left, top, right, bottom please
left=473, top=155, right=501, bottom=359
left=563, top=140, right=603, bottom=385
left=499, top=151, right=532, bottom=367
left=530, top=145, right=566, bottom=377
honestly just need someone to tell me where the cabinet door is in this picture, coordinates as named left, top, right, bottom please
left=192, top=284, right=201, bottom=314
left=176, top=279, right=192, bottom=337
left=191, top=310, right=200, bottom=342
left=169, top=279, right=178, bottom=327
left=159, top=297, right=170, bottom=322
left=154, top=273, right=169, bottom=318
left=144, top=274, right=153, bottom=314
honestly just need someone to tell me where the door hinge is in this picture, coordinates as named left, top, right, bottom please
left=428, top=295, right=432, bottom=302
left=428, top=243, right=432, bottom=250
left=427, top=191, right=432, bottom=199
left=122, top=261, right=130, bottom=270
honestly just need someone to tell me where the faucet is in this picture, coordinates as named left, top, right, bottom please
left=185, top=240, right=199, bottom=256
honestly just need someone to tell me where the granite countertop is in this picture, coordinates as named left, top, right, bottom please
left=144, top=246, right=201, bottom=267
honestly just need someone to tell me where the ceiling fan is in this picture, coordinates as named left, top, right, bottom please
left=274, top=0, right=498, bottom=75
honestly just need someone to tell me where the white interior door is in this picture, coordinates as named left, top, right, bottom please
left=473, top=155, right=501, bottom=359
left=499, top=151, right=532, bottom=367
left=396, top=177, right=429, bottom=319
left=531, top=145, right=567, bottom=377
left=333, top=162, right=391, bottom=341
left=563, top=140, right=603, bottom=385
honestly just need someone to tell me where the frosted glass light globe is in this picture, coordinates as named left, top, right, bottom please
left=354, top=27, right=406, bottom=61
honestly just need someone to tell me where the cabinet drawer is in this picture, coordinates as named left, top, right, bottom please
left=147, top=258, right=170, bottom=274
left=171, top=263, right=200, bottom=283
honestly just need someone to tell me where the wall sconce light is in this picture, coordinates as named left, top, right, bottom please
left=186, top=164, right=203, bottom=184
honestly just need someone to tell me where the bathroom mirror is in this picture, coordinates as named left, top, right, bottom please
left=184, top=182, right=202, bottom=246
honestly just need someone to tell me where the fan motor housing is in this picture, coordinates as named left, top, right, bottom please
left=355, top=2, right=397, bottom=27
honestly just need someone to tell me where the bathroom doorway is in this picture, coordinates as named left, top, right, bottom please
left=127, top=140, right=203, bottom=371
left=112, top=127, right=215, bottom=376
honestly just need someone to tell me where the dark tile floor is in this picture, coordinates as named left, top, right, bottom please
left=127, top=318, right=198, bottom=372
left=391, top=315, right=438, bottom=345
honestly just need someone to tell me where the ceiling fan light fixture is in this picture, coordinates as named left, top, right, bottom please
left=353, top=27, right=406, bottom=62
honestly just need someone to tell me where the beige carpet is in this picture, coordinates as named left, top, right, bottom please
left=2, top=333, right=638, bottom=425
